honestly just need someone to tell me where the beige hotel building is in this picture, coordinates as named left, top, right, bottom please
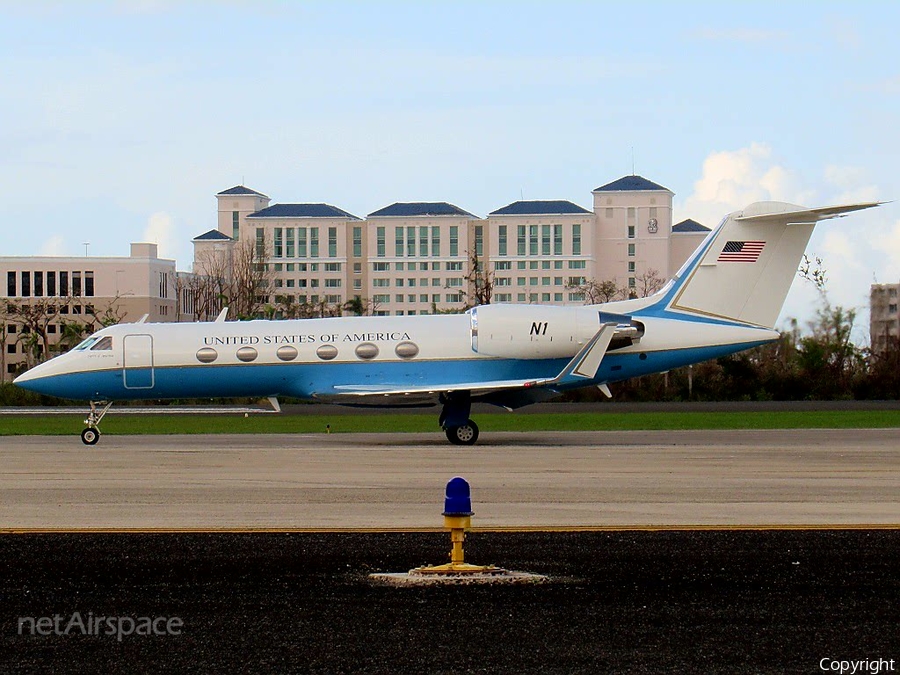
left=200, top=175, right=710, bottom=317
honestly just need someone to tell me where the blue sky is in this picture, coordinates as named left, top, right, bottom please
left=2, top=1, right=898, bottom=339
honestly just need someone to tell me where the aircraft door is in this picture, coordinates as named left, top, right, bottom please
left=123, top=334, right=154, bottom=389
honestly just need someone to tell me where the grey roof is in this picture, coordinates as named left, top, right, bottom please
left=593, top=175, right=671, bottom=193
left=672, top=218, right=710, bottom=233
left=217, top=185, right=269, bottom=198
left=489, top=200, right=592, bottom=216
left=367, top=202, right=476, bottom=218
left=248, top=203, right=361, bottom=220
left=193, top=229, right=234, bottom=241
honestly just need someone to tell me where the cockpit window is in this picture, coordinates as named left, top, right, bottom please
left=91, top=336, right=113, bottom=351
left=74, top=337, right=99, bottom=351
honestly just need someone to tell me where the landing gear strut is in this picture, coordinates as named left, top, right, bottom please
left=439, top=391, right=479, bottom=446
left=82, top=400, right=113, bottom=445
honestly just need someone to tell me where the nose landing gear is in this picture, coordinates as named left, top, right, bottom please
left=81, top=401, right=113, bottom=445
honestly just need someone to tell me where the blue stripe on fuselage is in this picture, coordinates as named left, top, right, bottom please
left=16, top=340, right=772, bottom=402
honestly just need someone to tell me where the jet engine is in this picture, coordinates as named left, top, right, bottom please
left=469, top=304, right=642, bottom=359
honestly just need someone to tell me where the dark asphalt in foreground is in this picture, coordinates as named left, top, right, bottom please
left=2, top=531, right=898, bottom=674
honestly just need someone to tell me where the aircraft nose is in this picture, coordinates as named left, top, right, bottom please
left=13, top=362, right=54, bottom=393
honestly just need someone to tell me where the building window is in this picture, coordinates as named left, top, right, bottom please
left=298, top=228, right=308, bottom=258
left=553, top=225, right=563, bottom=255
left=419, top=226, right=428, bottom=257
left=20, top=271, right=31, bottom=297
left=372, top=262, right=389, bottom=272
left=286, top=228, right=295, bottom=258
left=572, top=224, right=582, bottom=256
left=310, top=228, right=319, bottom=258
left=324, top=263, right=341, bottom=272
left=430, top=226, right=440, bottom=257
left=529, top=225, right=538, bottom=256
left=74, top=272, right=84, bottom=296
left=475, top=225, right=484, bottom=258
left=33, top=271, right=43, bottom=297
left=232, top=211, right=240, bottom=240
left=395, top=227, right=404, bottom=256
left=628, top=261, right=635, bottom=273
left=47, top=271, right=56, bottom=297
left=274, top=228, right=284, bottom=258
left=60, top=271, right=68, bottom=296
left=255, top=228, right=265, bottom=258
left=6, top=271, right=14, bottom=297
left=377, top=227, right=386, bottom=257
left=450, top=226, right=459, bottom=257
left=498, top=225, right=507, bottom=257
left=325, top=279, right=341, bottom=288
left=541, top=225, right=551, bottom=256
left=328, top=227, right=337, bottom=257
left=405, top=226, right=415, bottom=257
left=85, top=271, right=94, bottom=297
left=353, top=227, right=362, bottom=258
left=628, top=225, right=635, bottom=238
left=628, top=243, right=635, bottom=257
left=568, top=260, right=586, bottom=269
left=517, top=225, right=526, bottom=256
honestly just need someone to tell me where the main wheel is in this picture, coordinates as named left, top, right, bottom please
left=445, top=419, right=479, bottom=446
left=81, top=427, right=100, bottom=445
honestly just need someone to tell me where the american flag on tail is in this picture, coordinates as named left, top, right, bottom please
left=718, top=240, right=765, bottom=263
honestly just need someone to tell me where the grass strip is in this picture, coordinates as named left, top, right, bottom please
left=2, top=409, right=900, bottom=436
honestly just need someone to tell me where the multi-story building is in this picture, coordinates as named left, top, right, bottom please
left=870, top=283, right=900, bottom=353
left=1, top=244, right=176, bottom=381
left=199, top=175, right=710, bottom=317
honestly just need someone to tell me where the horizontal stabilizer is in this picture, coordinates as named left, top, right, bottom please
left=734, top=202, right=883, bottom=225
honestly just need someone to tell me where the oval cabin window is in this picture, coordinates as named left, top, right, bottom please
left=316, top=344, right=338, bottom=361
left=196, top=348, right=218, bottom=363
left=276, top=345, right=298, bottom=362
left=236, top=347, right=258, bottom=362
left=394, top=341, right=419, bottom=359
left=355, top=343, right=379, bottom=360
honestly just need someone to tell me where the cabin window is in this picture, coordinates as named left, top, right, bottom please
left=355, top=343, right=379, bottom=360
left=236, top=347, right=258, bottom=362
left=196, top=348, right=218, bottom=363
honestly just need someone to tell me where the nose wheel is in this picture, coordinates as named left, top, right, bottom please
left=445, top=419, right=479, bottom=446
left=81, top=401, right=113, bottom=445
left=81, top=427, right=101, bottom=445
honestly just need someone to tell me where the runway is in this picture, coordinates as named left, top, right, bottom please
left=2, top=428, right=898, bottom=529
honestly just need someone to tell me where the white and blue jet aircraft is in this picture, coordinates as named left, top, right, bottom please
left=15, top=200, right=879, bottom=445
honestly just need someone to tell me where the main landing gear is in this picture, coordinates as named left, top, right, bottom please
left=81, top=401, right=113, bottom=445
left=439, top=391, right=479, bottom=446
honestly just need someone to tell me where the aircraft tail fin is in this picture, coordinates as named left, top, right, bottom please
left=653, top=201, right=881, bottom=328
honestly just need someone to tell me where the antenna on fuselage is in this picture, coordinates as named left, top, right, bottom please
left=215, top=307, right=229, bottom=323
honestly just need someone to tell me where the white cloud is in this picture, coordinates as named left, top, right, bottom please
left=675, top=143, right=809, bottom=227
left=142, top=212, right=178, bottom=259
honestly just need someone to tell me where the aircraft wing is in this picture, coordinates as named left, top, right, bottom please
left=324, top=323, right=618, bottom=399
